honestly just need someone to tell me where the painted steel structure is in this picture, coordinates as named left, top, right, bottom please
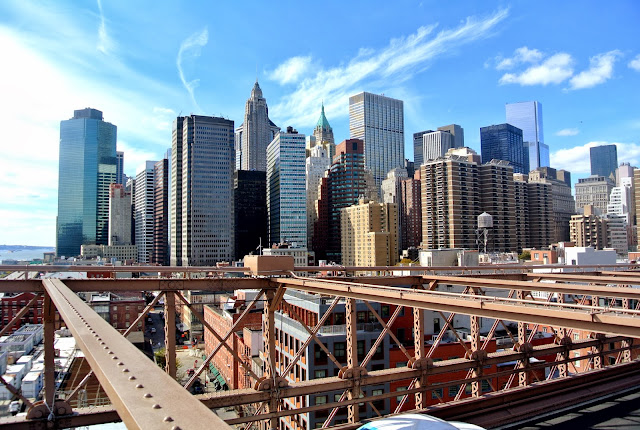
left=1, top=263, right=640, bottom=429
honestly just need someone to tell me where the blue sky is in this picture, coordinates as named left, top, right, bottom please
left=1, top=1, right=639, bottom=246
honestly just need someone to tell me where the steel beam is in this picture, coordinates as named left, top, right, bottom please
left=276, top=278, right=640, bottom=338
left=40, top=279, right=229, bottom=430
left=0, top=277, right=268, bottom=293
left=164, top=292, right=177, bottom=379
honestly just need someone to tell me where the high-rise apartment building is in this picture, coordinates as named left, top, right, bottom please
left=267, top=127, right=307, bottom=247
left=437, top=124, right=465, bottom=149
left=234, top=170, right=268, bottom=260
left=314, top=139, right=376, bottom=262
left=235, top=81, right=280, bottom=171
left=590, top=144, right=618, bottom=179
left=108, top=183, right=132, bottom=246
left=56, top=108, right=117, bottom=257
left=152, top=152, right=170, bottom=266
left=505, top=101, right=548, bottom=170
left=116, top=151, right=125, bottom=185
left=135, top=161, right=157, bottom=264
left=570, top=206, right=608, bottom=249
left=341, top=200, right=398, bottom=266
left=421, top=149, right=480, bottom=250
left=171, top=115, right=235, bottom=266
left=480, top=124, right=528, bottom=174
left=349, top=92, right=404, bottom=193
left=478, top=160, right=517, bottom=252
left=528, top=167, right=576, bottom=243
left=400, top=171, right=422, bottom=250
left=306, top=145, right=331, bottom=249
left=513, top=174, right=529, bottom=252
left=526, top=181, right=554, bottom=249
left=575, top=175, right=615, bottom=215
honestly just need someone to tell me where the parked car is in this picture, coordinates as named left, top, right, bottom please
left=9, top=401, right=20, bottom=415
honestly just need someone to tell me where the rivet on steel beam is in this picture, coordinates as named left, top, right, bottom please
left=136, top=384, right=144, bottom=389
left=144, top=393, right=153, bottom=398
left=122, top=368, right=129, bottom=372
left=103, top=346, right=109, bottom=350
left=117, top=362, right=124, bottom=366
left=172, top=426, right=181, bottom=430
left=152, top=404, right=161, bottom=409
left=128, top=376, right=136, bottom=380
left=164, top=416, right=174, bottom=422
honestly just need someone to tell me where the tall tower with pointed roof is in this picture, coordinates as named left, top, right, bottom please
left=235, top=80, right=280, bottom=171
left=307, top=103, right=336, bottom=160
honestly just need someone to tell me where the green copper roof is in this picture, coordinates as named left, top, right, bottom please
left=316, top=103, right=332, bottom=129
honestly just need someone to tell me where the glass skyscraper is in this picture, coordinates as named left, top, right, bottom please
left=505, top=101, right=549, bottom=170
left=590, top=144, right=618, bottom=179
left=267, top=127, right=307, bottom=247
left=480, top=123, right=528, bottom=174
left=56, top=108, right=117, bottom=257
left=349, top=92, right=405, bottom=194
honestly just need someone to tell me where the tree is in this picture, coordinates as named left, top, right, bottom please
left=519, top=251, right=531, bottom=261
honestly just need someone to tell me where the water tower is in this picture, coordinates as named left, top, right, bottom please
left=476, top=212, right=493, bottom=253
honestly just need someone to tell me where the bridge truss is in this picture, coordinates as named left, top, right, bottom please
left=1, top=263, right=640, bottom=429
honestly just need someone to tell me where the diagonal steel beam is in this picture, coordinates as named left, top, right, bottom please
left=41, top=279, right=229, bottom=430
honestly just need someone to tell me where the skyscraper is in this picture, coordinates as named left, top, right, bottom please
left=116, top=151, right=125, bottom=185
left=349, top=92, right=404, bottom=193
left=422, top=130, right=456, bottom=162
left=135, top=161, right=157, bottom=263
left=505, top=101, right=548, bottom=170
left=590, top=144, right=618, bottom=179
left=480, top=123, right=528, bottom=174
left=267, top=127, right=307, bottom=247
left=312, top=103, right=335, bottom=148
left=152, top=152, right=170, bottom=266
left=313, top=139, right=376, bottom=262
left=108, top=183, right=132, bottom=246
left=171, top=115, right=235, bottom=266
left=306, top=145, right=331, bottom=249
left=437, top=124, right=465, bottom=148
left=235, top=80, right=280, bottom=171
left=234, top=170, right=268, bottom=260
left=56, top=108, right=117, bottom=257
left=412, top=130, right=432, bottom=167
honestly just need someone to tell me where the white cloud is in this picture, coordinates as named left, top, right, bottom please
left=496, top=46, right=544, bottom=70
left=555, top=128, right=580, bottom=137
left=267, top=56, right=313, bottom=85
left=176, top=27, right=208, bottom=111
left=96, top=0, right=114, bottom=55
left=499, top=53, right=574, bottom=86
left=269, top=8, right=509, bottom=128
left=569, top=50, right=622, bottom=90
left=551, top=141, right=640, bottom=175
left=629, top=54, right=640, bottom=71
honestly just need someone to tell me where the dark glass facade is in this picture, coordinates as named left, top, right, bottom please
left=590, top=144, right=618, bottom=179
left=314, top=139, right=373, bottom=263
left=234, top=170, right=268, bottom=260
left=152, top=156, right=170, bottom=266
left=56, top=108, right=117, bottom=257
left=480, top=123, right=528, bottom=174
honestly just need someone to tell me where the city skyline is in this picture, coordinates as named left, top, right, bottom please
left=1, top=1, right=640, bottom=245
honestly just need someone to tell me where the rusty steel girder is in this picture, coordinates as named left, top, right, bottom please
left=41, top=279, right=229, bottom=430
